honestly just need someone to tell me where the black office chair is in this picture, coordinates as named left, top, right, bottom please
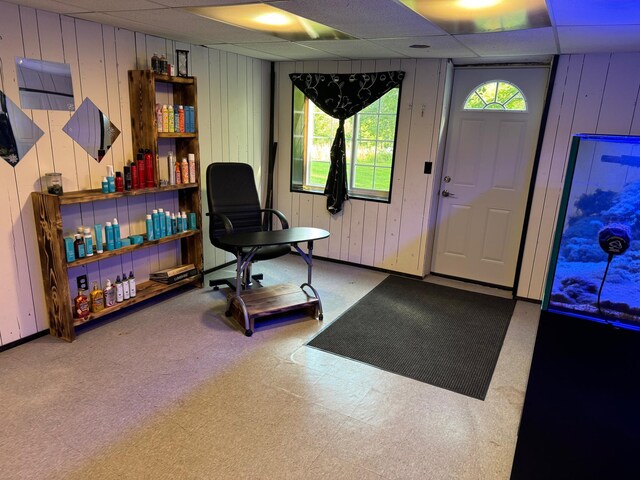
left=206, top=162, right=290, bottom=290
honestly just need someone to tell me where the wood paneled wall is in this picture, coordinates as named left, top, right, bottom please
left=518, top=53, right=640, bottom=300
left=273, top=59, right=450, bottom=276
left=0, top=1, right=270, bottom=346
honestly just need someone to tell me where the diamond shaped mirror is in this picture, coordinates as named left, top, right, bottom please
left=16, top=57, right=75, bottom=111
left=0, top=90, right=44, bottom=167
left=63, top=98, right=120, bottom=162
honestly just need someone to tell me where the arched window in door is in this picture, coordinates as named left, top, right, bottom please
left=463, top=80, right=527, bottom=111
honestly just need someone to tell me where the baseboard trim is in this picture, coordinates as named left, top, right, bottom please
left=0, top=330, right=49, bottom=352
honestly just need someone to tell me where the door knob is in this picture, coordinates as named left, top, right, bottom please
left=441, top=190, right=455, bottom=197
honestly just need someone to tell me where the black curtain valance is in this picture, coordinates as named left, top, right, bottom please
left=290, top=71, right=405, bottom=214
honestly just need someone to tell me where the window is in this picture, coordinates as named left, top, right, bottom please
left=463, top=80, right=527, bottom=111
left=291, top=85, right=401, bottom=202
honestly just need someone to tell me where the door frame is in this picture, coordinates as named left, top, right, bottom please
left=428, top=59, right=558, bottom=293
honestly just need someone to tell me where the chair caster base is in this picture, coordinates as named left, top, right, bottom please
left=213, top=285, right=220, bottom=291
left=245, top=329, right=253, bottom=337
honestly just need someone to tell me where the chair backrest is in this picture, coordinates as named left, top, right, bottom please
left=206, top=162, right=263, bottom=245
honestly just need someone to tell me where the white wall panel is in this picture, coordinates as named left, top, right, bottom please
left=517, top=52, right=640, bottom=300
left=273, top=58, right=449, bottom=277
left=0, top=0, right=270, bottom=345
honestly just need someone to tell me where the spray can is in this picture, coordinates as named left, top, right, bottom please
left=105, top=221, right=115, bottom=251
left=145, top=149, right=154, bottom=187
left=137, top=150, right=146, bottom=188
left=156, top=103, right=163, bottom=132
left=167, top=105, right=174, bottom=133
left=168, top=151, right=175, bottom=185
left=112, top=218, right=122, bottom=249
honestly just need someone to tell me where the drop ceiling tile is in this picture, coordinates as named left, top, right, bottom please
left=236, top=41, right=344, bottom=60
left=7, top=0, right=81, bottom=14
left=370, top=35, right=477, bottom=58
left=549, top=0, right=640, bottom=26
left=97, top=8, right=284, bottom=43
left=296, top=39, right=403, bottom=59
left=452, top=55, right=553, bottom=65
left=206, top=44, right=289, bottom=61
left=456, top=27, right=558, bottom=56
left=55, top=0, right=162, bottom=12
left=558, top=25, right=640, bottom=53
left=272, top=0, right=446, bottom=39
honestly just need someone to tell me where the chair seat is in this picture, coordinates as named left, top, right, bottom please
left=240, top=244, right=292, bottom=261
left=213, top=240, right=291, bottom=262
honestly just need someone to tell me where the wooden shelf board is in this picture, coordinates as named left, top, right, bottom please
left=158, top=132, right=196, bottom=139
left=67, top=230, right=201, bottom=267
left=152, top=73, right=195, bottom=85
left=74, top=275, right=201, bottom=326
left=30, top=184, right=199, bottom=205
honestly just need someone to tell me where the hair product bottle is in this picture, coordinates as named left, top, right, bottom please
left=175, top=159, right=182, bottom=184
left=115, top=276, right=124, bottom=303
left=168, top=151, right=175, bottom=185
left=145, top=149, right=154, bottom=187
left=103, top=279, right=116, bottom=307
left=128, top=272, right=136, bottom=298
left=122, top=273, right=130, bottom=300
left=115, top=172, right=124, bottom=192
left=94, top=224, right=103, bottom=254
left=124, top=166, right=132, bottom=191
left=74, top=288, right=90, bottom=319
left=152, top=209, right=160, bottom=239
left=105, top=222, right=115, bottom=251
left=156, top=103, right=163, bottom=132
left=137, top=150, right=146, bottom=188
left=165, top=211, right=172, bottom=236
left=181, top=158, right=189, bottom=184
left=83, top=228, right=93, bottom=257
left=145, top=214, right=154, bottom=241
left=158, top=208, right=166, bottom=238
left=112, top=218, right=122, bottom=249
left=106, top=165, right=115, bottom=193
left=90, top=281, right=104, bottom=313
left=167, top=105, right=174, bottom=133
left=188, top=154, right=196, bottom=183
left=73, top=233, right=86, bottom=258
left=131, top=161, right=138, bottom=189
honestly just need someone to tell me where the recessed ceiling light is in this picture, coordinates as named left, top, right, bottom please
left=409, top=44, right=430, bottom=49
left=255, top=13, right=291, bottom=27
left=456, top=0, right=502, bottom=9
left=187, top=3, right=354, bottom=41
left=399, top=0, right=550, bottom=34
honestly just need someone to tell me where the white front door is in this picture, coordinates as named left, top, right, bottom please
left=432, top=67, right=548, bottom=287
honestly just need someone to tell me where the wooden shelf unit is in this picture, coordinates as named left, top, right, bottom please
left=30, top=71, right=204, bottom=342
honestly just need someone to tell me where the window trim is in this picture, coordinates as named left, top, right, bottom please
left=290, top=84, right=402, bottom=204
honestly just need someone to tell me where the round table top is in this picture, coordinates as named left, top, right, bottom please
left=218, top=227, right=330, bottom=248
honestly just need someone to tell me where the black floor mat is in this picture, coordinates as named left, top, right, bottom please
left=308, top=276, right=515, bottom=400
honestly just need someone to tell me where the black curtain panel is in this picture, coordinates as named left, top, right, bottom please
left=0, top=91, right=19, bottom=167
left=290, top=71, right=405, bottom=214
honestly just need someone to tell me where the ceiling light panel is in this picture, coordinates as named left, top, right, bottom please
left=399, top=0, right=550, bottom=34
left=187, top=3, right=355, bottom=41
